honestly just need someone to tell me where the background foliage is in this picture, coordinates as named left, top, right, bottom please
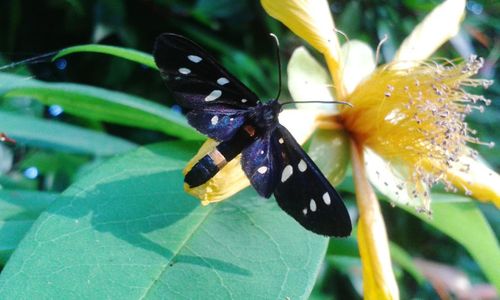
left=0, top=0, right=498, bottom=299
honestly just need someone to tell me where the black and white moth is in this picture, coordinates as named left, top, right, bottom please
left=154, top=33, right=352, bottom=237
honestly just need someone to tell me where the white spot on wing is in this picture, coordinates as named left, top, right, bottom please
left=278, top=138, right=284, bottom=144
left=188, top=55, right=202, bottom=63
left=281, top=165, right=293, bottom=182
left=257, top=166, right=268, bottom=174
left=310, top=199, right=317, bottom=212
left=205, top=90, right=222, bottom=102
left=323, top=192, right=331, bottom=205
left=259, top=150, right=264, bottom=155
left=241, top=99, right=248, bottom=103
left=178, top=67, right=191, bottom=75
left=217, top=77, right=229, bottom=85
left=302, top=208, right=308, bottom=215
left=298, top=159, right=307, bottom=172
left=211, top=115, right=219, bottom=125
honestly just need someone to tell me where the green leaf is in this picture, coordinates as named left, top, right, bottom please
left=0, top=111, right=136, bottom=156
left=0, top=220, right=33, bottom=265
left=0, top=190, right=57, bottom=264
left=402, top=193, right=500, bottom=289
left=0, top=142, right=328, bottom=299
left=19, top=152, right=88, bottom=191
left=0, top=73, right=203, bottom=140
left=338, top=1, right=362, bottom=36
left=0, top=189, right=57, bottom=222
left=328, top=233, right=425, bottom=284
left=309, top=129, right=351, bottom=186
left=52, top=44, right=156, bottom=69
left=389, top=242, right=425, bottom=284
left=193, top=0, right=248, bottom=19
left=328, top=233, right=359, bottom=257
left=0, top=175, right=37, bottom=191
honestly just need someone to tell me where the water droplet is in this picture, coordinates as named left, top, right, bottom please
left=48, top=105, right=64, bottom=117
left=24, top=167, right=39, bottom=179
left=55, top=59, right=67, bottom=70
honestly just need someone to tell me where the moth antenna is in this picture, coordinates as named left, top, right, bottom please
left=334, top=28, right=350, bottom=44
left=375, top=34, right=388, bottom=64
left=0, top=51, right=57, bottom=71
left=269, top=33, right=282, bottom=101
left=333, top=29, right=350, bottom=91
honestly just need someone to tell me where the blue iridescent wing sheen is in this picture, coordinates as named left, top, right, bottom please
left=241, top=128, right=284, bottom=198
left=153, top=33, right=260, bottom=110
left=272, top=125, right=352, bottom=237
left=187, top=106, right=247, bottom=141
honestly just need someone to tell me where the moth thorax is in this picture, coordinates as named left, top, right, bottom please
left=253, top=101, right=280, bottom=129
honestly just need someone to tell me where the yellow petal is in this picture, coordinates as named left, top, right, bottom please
left=394, top=0, right=465, bottom=62
left=351, top=140, right=399, bottom=300
left=260, top=0, right=347, bottom=98
left=278, top=109, right=318, bottom=144
left=308, top=129, right=350, bottom=186
left=287, top=46, right=337, bottom=112
left=184, top=139, right=249, bottom=204
left=341, top=40, right=376, bottom=95
left=261, top=0, right=341, bottom=59
left=364, top=148, right=431, bottom=213
left=435, top=152, right=500, bottom=207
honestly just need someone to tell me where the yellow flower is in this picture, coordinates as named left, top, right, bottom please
left=185, top=0, right=499, bottom=299
left=183, top=139, right=249, bottom=205
left=262, top=0, right=499, bottom=299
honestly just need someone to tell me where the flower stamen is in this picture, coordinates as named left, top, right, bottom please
left=340, top=56, right=492, bottom=196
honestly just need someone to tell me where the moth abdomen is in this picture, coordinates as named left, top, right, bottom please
left=184, top=155, right=220, bottom=188
left=185, top=124, right=259, bottom=187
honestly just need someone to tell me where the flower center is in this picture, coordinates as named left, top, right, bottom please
left=339, top=56, right=493, bottom=190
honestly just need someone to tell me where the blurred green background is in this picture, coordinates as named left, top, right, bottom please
left=0, top=0, right=498, bottom=299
